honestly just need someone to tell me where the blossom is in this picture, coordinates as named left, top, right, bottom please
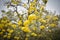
left=18, top=20, right=22, bottom=25
left=40, top=5, right=44, bottom=11
left=39, top=18, right=46, bottom=23
left=7, top=35, right=11, bottom=39
left=24, top=20, right=30, bottom=26
left=11, top=24, right=17, bottom=29
left=25, top=37, right=28, bottom=40
left=46, top=15, right=51, bottom=19
left=2, top=29, right=5, bottom=32
left=0, top=32, right=3, bottom=35
left=7, top=22, right=12, bottom=26
left=28, top=6, right=35, bottom=13
left=8, top=33, right=11, bottom=36
left=32, top=27, right=36, bottom=31
left=40, top=25, right=45, bottom=30
left=0, top=24, right=4, bottom=29
left=31, top=32, right=37, bottom=36
left=28, top=1, right=36, bottom=14
left=7, top=29, right=14, bottom=33
left=21, top=27, right=31, bottom=33
left=35, top=10, right=39, bottom=14
left=50, top=23, right=56, bottom=27
left=14, top=36, right=19, bottom=40
left=28, top=14, right=37, bottom=21
left=52, top=16, right=58, bottom=21
left=3, top=35, right=7, bottom=38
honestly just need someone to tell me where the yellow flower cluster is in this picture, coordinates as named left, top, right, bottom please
left=7, top=29, right=14, bottom=33
left=39, top=18, right=46, bottom=23
left=21, top=27, right=31, bottom=33
left=25, top=37, right=28, bottom=40
left=40, top=25, right=45, bottom=30
left=28, top=14, right=37, bottom=21
left=18, top=20, right=22, bottom=25
left=28, top=1, right=36, bottom=14
left=40, top=5, right=45, bottom=11
left=24, top=20, right=30, bottom=26
left=0, top=32, right=3, bottom=35
left=3, top=35, right=7, bottom=38
left=32, top=27, right=37, bottom=31
left=0, top=0, right=59, bottom=40
left=28, top=6, right=35, bottom=13
left=11, top=24, right=17, bottom=29
left=0, top=24, right=4, bottom=29
left=46, top=15, right=51, bottom=19
left=14, top=36, right=19, bottom=40
left=52, top=16, right=58, bottom=21
left=50, top=23, right=56, bottom=27
left=31, top=32, right=37, bottom=36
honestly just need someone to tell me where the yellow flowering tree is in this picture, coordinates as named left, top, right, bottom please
left=0, top=0, right=60, bottom=40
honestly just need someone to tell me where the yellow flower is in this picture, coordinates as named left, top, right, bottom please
left=30, top=2, right=36, bottom=7
left=2, top=29, right=5, bottom=32
left=35, top=10, right=39, bottom=14
left=32, top=27, right=36, bottom=31
left=50, top=23, right=56, bottom=27
left=24, top=20, right=30, bottom=26
left=52, top=16, right=58, bottom=20
left=9, top=30, right=14, bottom=33
left=31, top=32, right=37, bottom=36
left=21, top=27, right=31, bottom=33
left=14, top=36, right=19, bottom=39
left=7, top=35, right=11, bottom=39
left=23, top=4, right=27, bottom=7
left=0, top=24, right=4, bottom=29
left=28, top=2, right=36, bottom=13
left=28, top=6, right=35, bottom=13
left=17, top=32, right=20, bottom=34
left=7, top=29, right=10, bottom=31
left=3, top=35, right=7, bottom=38
left=18, top=20, right=22, bottom=25
left=46, top=15, right=51, bottom=19
left=1, top=20, right=5, bottom=23
left=8, top=22, right=12, bottom=26
left=25, top=37, right=28, bottom=40
left=40, top=25, right=45, bottom=30
left=26, top=34, right=30, bottom=37
left=8, top=33, right=11, bottom=36
left=14, top=36, right=17, bottom=39
left=11, top=24, right=16, bottom=29
left=40, top=5, right=44, bottom=11
left=38, top=34, right=42, bottom=37
left=16, top=37, right=19, bottom=40
left=39, top=18, right=46, bottom=23
left=0, top=32, right=3, bottom=35
left=7, top=29, right=14, bottom=33
left=28, top=14, right=37, bottom=21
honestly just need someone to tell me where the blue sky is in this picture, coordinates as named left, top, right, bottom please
left=0, top=0, right=60, bottom=15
